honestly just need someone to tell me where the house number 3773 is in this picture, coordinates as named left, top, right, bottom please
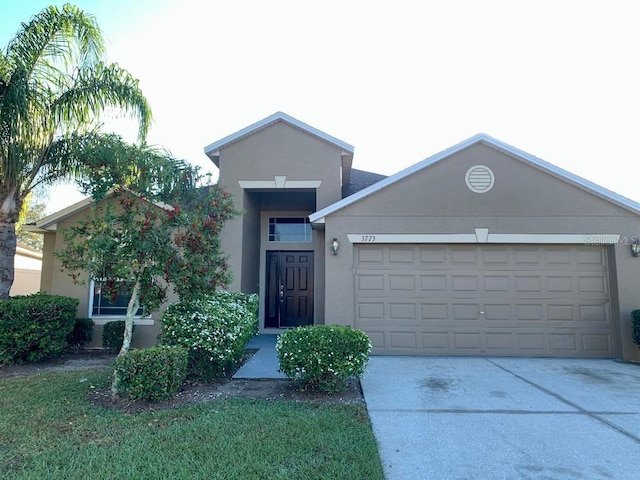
left=361, top=235, right=376, bottom=242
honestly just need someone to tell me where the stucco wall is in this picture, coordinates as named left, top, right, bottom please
left=322, top=143, right=640, bottom=360
left=216, top=121, right=344, bottom=329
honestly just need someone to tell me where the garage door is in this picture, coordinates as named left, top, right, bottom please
left=354, top=244, right=613, bottom=357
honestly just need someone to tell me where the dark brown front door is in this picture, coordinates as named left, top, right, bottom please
left=265, top=251, right=314, bottom=328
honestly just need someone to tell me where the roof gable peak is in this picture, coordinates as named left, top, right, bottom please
left=310, top=133, right=640, bottom=222
left=204, top=112, right=354, bottom=166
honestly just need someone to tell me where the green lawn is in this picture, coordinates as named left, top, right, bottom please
left=0, top=368, right=384, bottom=479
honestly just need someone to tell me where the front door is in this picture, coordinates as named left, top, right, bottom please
left=265, top=251, right=314, bottom=328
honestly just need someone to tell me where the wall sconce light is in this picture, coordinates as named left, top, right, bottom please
left=330, top=238, right=340, bottom=255
left=631, top=239, right=640, bottom=257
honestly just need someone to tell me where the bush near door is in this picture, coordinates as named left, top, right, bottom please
left=277, top=325, right=372, bottom=393
left=160, top=292, right=259, bottom=380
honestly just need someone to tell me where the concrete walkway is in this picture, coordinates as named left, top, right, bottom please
left=233, top=334, right=286, bottom=379
left=361, top=356, right=640, bottom=480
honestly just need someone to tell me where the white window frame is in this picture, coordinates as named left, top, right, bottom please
left=268, top=216, right=312, bottom=243
left=88, top=279, right=154, bottom=325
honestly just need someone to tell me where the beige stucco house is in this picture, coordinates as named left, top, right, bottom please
left=32, top=112, right=640, bottom=360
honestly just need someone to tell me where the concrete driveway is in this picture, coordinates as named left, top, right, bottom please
left=361, top=357, right=640, bottom=480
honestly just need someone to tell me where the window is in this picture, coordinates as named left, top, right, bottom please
left=91, top=279, right=143, bottom=317
left=268, top=217, right=312, bottom=242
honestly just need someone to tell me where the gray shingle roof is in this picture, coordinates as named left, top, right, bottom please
left=342, top=168, right=387, bottom=198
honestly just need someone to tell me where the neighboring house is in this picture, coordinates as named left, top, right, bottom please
left=31, top=112, right=640, bottom=360
left=10, top=245, right=42, bottom=296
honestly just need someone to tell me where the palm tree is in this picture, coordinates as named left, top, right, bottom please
left=0, top=4, right=151, bottom=299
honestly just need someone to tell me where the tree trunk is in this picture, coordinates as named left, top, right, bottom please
left=111, top=278, right=141, bottom=400
left=0, top=221, right=17, bottom=299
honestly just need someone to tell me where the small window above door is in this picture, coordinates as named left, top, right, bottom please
left=268, top=217, right=312, bottom=242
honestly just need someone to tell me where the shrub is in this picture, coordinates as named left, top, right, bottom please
left=276, top=325, right=371, bottom=393
left=0, top=293, right=78, bottom=364
left=102, top=320, right=134, bottom=354
left=161, top=291, right=258, bottom=380
left=114, top=345, right=188, bottom=401
left=65, top=318, right=94, bottom=352
left=631, top=310, right=640, bottom=347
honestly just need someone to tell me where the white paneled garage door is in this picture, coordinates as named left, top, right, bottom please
left=354, top=244, right=614, bottom=357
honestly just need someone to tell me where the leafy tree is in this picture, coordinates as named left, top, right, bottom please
left=0, top=4, right=151, bottom=298
left=55, top=134, right=238, bottom=397
left=16, top=189, right=48, bottom=250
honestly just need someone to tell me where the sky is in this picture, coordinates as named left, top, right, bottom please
left=2, top=0, right=639, bottom=212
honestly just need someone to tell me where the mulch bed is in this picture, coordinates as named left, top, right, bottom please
left=0, top=350, right=365, bottom=413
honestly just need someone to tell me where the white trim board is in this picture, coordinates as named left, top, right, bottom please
left=347, top=232, right=621, bottom=245
left=238, top=179, right=322, bottom=189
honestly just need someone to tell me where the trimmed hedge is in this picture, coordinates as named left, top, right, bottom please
left=161, top=292, right=258, bottom=380
left=631, top=310, right=640, bottom=347
left=102, top=320, right=135, bottom=354
left=115, top=345, right=188, bottom=401
left=0, top=293, right=78, bottom=364
left=276, top=325, right=371, bottom=393
left=65, top=317, right=94, bottom=352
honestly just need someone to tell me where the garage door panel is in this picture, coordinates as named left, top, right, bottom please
left=452, top=304, right=481, bottom=320
left=484, top=304, right=512, bottom=320
left=515, top=276, right=542, bottom=292
left=357, top=274, right=384, bottom=291
left=544, top=248, right=573, bottom=265
left=579, top=304, right=610, bottom=322
left=547, top=276, right=573, bottom=293
left=421, top=304, right=448, bottom=320
left=515, top=305, right=543, bottom=321
left=483, top=276, right=511, bottom=292
left=422, top=332, right=451, bottom=350
left=389, top=331, right=418, bottom=348
left=388, top=248, right=415, bottom=264
left=514, top=249, right=541, bottom=265
left=517, top=333, right=546, bottom=351
left=576, top=248, right=607, bottom=266
left=354, top=244, right=614, bottom=358
left=388, top=303, right=417, bottom=322
left=419, top=247, right=447, bottom=264
left=388, top=275, right=415, bottom=291
left=357, top=247, right=383, bottom=263
left=481, top=248, right=510, bottom=264
left=578, top=276, right=608, bottom=294
left=357, top=302, right=384, bottom=322
left=451, top=249, right=479, bottom=264
left=420, top=275, right=447, bottom=292
left=582, top=334, right=611, bottom=352
left=486, top=333, right=515, bottom=350
left=452, top=275, right=479, bottom=292
left=549, top=333, right=578, bottom=351
left=547, top=305, right=574, bottom=322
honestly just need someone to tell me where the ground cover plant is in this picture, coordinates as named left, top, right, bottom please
left=0, top=367, right=384, bottom=479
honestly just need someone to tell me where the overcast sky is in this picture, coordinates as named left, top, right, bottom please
left=3, top=0, right=639, bottom=210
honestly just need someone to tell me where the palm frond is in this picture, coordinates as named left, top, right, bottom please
left=52, top=62, right=152, bottom=142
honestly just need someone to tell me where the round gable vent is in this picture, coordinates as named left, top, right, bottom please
left=465, top=165, right=495, bottom=193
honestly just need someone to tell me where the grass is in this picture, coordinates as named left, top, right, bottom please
left=0, top=368, right=384, bottom=479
